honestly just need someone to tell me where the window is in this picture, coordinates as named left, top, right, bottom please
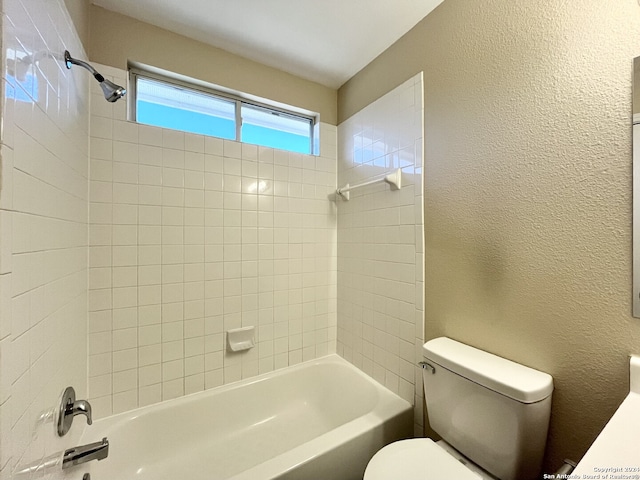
left=130, top=69, right=316, bottom=154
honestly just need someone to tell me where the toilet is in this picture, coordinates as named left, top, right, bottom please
left=364, top=337, right=554, bottom=480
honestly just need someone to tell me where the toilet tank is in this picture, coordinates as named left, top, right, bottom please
left=422, top=338, right=553, bottom=480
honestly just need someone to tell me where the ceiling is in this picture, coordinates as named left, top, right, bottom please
left=91, top=0, right=445, bottom=89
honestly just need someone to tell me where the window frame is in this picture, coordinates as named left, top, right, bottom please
left=129, top=67, right=317, bottom=154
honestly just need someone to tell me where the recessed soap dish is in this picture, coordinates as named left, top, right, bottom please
left=227, top=326, right=255, bottom=352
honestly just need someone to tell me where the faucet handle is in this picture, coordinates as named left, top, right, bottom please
left=71, top=399, right=92, bottom=426
left=57, top=387, right=94, bottom=437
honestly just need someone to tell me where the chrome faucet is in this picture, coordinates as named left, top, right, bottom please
left=57, top=386, right=93, bottom=436
left=62, top=437, right=109, bottom=469
left=70, top=399, right=92, bottom=424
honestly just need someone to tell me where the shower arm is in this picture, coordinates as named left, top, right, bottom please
left=64, top=50, right=105, bottom=82
left=64, top=50, right=126, bottom=103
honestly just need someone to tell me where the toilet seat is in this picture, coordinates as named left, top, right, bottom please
left=364, top=438, right=482, bottom=480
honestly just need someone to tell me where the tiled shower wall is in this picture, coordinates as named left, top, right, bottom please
left=87, top=65, right=338, bottom=417
left=336, top=74, right=425, bottom=434
left=0, top=0, right=90, bottom=478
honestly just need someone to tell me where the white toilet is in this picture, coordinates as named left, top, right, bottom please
left=364, top=337, right=554, bottom=480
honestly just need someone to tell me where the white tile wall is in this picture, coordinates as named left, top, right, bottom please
left=87, top=64, right=338, bottom=417
left=0, top=0, right=90, bottom=478
left=336, top=73, right=425, bottom=435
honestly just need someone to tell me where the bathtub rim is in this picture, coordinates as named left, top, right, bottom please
left=84, top=353, right=411, bottom=432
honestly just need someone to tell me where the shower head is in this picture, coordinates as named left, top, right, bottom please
left=64, top=50, right=126, bottom=102
left=99, top=78, right=127, bottom=103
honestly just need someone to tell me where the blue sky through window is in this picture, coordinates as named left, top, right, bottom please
left=137, top=101, right=235, bottom=139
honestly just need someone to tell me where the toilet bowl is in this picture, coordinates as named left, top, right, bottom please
left=363, top=337, right=554, bottom=480
left=364, top=438, right=491, bottom=480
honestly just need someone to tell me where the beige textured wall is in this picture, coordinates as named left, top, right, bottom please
left=88, top=6, right=337, bottom=124
left=63, top=0, right=90, bottom=49
left=634, top=58, right=640, bottom=115
left=339, top=0, right=640, bottom=472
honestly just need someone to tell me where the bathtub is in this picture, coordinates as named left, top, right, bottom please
left=79, top=355, right=413, bottom=480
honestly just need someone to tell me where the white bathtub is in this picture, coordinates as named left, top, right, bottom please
left=79, top=355, right=413, bottom=480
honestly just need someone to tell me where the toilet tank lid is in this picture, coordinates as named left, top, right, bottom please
left=423, top=337, right=553, bottom=403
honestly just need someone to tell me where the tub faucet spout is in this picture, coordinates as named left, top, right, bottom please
left=62, top=437, right=109, bottom=469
